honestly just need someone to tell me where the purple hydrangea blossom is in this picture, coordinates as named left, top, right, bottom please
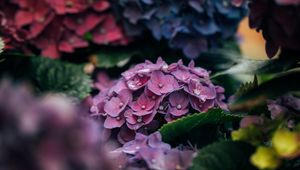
left=239, top=115, right=264, bottom=128
left=114, top=0, right=247, bottom=58
left=0, top=80, right=116, bottom=170
left=91, top=58, right=227, bottom=143
left=111, top=132, right=195, bottom=170
left=267, top=95, right=300, bottom=119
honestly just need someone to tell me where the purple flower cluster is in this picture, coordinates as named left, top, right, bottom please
left=111, top=132, right=195, bottom=170
left=0, top=80, right=115, bottom=170
left=91, top=58, right=227, bottom=142
left=115, top=0, right=247, bottom=58
left=267, top=95, right=300, bottom=121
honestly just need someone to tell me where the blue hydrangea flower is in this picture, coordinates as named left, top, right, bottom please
left=116, top=0, right=247, bottom=58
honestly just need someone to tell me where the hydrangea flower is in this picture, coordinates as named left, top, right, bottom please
left=111, top=132, right=195, bottom=170
left=248, top=0, right=300, bottom=58
left=91, top=58, right=227, bottom=143
left=0, top=0, right=129, bottom=58
left=0, top=3, right=27, bottom=51
left=0, top=80, right=116, bottom=170
left=267, top=95, right=300, bottom=121
left=114, top=0, right=247, bottom=58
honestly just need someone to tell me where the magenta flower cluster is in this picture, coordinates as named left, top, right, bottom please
left=111, top=132, right=195, bottom=170
left=91, top=58, right=227, bottom=140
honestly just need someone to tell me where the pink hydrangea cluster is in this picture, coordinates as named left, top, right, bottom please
left=111, top=132, right=195, bottom=170
left=0, top=0, right=129, bottom=58
left=91, top=58, right=227, bottom=142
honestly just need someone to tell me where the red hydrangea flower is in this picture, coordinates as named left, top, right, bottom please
left=12, top=0, right=54, bottom=38
left=0, top=0, right=129, bottom=58
left=63, top=12, right=105, bottom=36
left=45, top=0, right=88, bottom=14
left=91, top=58, right=227, bottom=143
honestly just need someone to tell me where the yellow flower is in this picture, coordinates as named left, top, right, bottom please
left=231, top=126, right=262, bottom=145
left=272, top=129, right=300, bottom=158
left=232, top=128, right=247, bottom=141
left=250, top=146, right=280, bottom=170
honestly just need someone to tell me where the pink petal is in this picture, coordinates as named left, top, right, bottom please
left=58, top=41, right=74, bottom=52
left=124, top=110, right=136, bottom=124
left=93, top=1, right=110, bottom=11
left=104, top=116, right=125, bottom=129
left=160, top=75, right=179, bottom=94
left=104, top=97, right=124, bottom=117
left=167, top=106, right=189, bottom=117
left=41, top=43, right=60, bottom=59
left=168, top=91, right=189, bottom=108
left=15, top=11, right=33, bottom=27
left=147, top=80, right=161, bottom=95
left=64, top=13, right=105, bottom=36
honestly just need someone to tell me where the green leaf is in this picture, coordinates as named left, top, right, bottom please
left=0, top=54, right=91, bottom=99
left=190, top=141, right=256, bottom=170
left=159, top=109, right=242, bottom=147
left=196, top=50, right=241, bottom=73
left=234, top=75, right=258, bottom=98
left=95, top=49, right=138, bottom=68
left=212, top=58, right=299, bottom=78
left=0, top=37, right=4, bottom=55
left=230, top=70, right=300, bottom=111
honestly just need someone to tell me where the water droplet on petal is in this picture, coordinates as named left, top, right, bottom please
left=137, top=116, right=143, bottom=123
left=193, top=89, right=200, bottom=96
left=176, top=104, right=182, bottom=110
left=159, top=105, right=164, bottom=110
